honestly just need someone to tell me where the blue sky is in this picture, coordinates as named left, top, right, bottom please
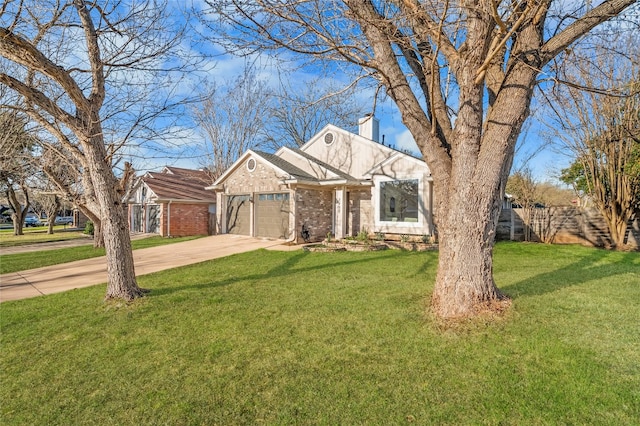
left=146, top=1, right=574, bottom=184
left=163, top=56, right=568, bottom=184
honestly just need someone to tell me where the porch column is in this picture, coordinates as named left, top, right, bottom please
left=334, top=186, right=347, bottom=239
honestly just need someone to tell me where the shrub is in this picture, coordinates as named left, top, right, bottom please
left=83, top=221, right=94, bottom=236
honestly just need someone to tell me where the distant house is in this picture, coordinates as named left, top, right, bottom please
left=127, top=166, right=216, bottom=237
left=208, top=116, right=435, bottom=243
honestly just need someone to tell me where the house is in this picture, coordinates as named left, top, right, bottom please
left=208, top=116, right=434, bottom=243
left=127, top=166, right=216, bottom=237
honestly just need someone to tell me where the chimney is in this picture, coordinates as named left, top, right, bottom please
left=358, top=114, right=380, bottom=142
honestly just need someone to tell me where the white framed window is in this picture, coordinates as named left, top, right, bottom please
left=379, top=179, right=419, bottom=223
left=247, top=158, right=257, bottom=172
left=373, top=175, right=426, bottom=231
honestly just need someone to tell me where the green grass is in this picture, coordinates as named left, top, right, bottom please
left=1, top=243, right=638, bottom=424
left=0, top=228, right=88, bottom=247
left=0, top=236, right=201, bottom=274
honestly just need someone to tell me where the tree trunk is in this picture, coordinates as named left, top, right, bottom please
left=93, top=220, right=105, bottom=249
left=605, top=208, right=630, bottom=248
left=432, top=198, right=508, bottom=319
left=82, top=128, right=144, bottom=301
left=11, top=214, right=24, bottom=236
left=102, top=203, right=144, bottom=300
left=6, top=186, right=27, bottom=236
left=76, top=204, right=104, bottom=248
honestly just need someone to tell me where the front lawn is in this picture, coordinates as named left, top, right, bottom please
left=1, top=243, right=638, bottom=424
left=0, top=228, right=88, bottom=247
left=0, top=236, right=201, bottom=274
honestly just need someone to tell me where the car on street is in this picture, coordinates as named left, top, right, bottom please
left=24, top=215, right=43, bottom=227
left=54, top=216, right=74, bottom=225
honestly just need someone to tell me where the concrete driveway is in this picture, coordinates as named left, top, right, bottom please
left=0, top=235, right=299, bottom=302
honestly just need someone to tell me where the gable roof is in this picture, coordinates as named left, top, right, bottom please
left=211, top=119, right=430, bottom=190
left=253, top=150, right=317, bottom=181
left=298, top=123, right=430, bottom=180
left=274, top=146, right=366, bottom=186
left=363, top=151, right=432, bottom=178
left=137, top=167, right=215, bottom=202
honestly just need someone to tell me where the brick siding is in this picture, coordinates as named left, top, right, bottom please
left=295, top=187, right=333, bottom=242
left=348, top=189, right=373, bottom=236
left=161, top=203, right=210, bottom=237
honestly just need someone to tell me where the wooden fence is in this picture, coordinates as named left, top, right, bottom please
left=497, top=207, right=640, bottom=249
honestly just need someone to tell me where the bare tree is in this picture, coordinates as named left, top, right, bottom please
left=0, top=110, right=36, bottom=235
left=207, top=1, right=637, bottom=319
left=39, top=142, right=107, bottom=247
left=265, top=75, right=367, bottom=150
left=0, top=0, right=192, bottom=300
left=549, top=39, right=640, bottom=248
left=32, top=192, right=60, bottom=235
left=192, top=63, right=273, bottom=179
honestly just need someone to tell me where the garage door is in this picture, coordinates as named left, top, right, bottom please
left=256, top=193, right=290, bottom=239
left=226, top=195, right=250, bottom=235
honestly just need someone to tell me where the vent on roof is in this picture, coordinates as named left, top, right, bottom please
left=247, top=158, right=256, bottom=172
left=324, top=132, right=335, bottom=145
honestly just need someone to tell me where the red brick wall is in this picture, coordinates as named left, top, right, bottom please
left=161, top=203, right=210, bottom=237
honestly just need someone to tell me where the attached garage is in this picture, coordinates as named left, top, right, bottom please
left=226, top=195, right=250, bottom=235
left=255, top=193, right=291, bottom=239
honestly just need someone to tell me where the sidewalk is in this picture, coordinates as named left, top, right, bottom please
left=0, top=235, right=301, bottom=302
left=0, top=232, right=154, bottom=254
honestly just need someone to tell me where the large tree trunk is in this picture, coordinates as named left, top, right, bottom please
left=431, top=181, right=508, bottom=319
left=83, top=126, right=144, bottom=301
left=101, top=202, right=144, bottom=300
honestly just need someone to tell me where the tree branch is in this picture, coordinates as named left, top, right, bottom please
left=541, top=0, right=638, bottom=65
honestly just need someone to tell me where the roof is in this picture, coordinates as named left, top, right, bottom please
left=286, top=148, right=360, bottom=183
left=139, top=167, right=216, bottom=202
left=252, top=151, right=317, bottom=181
left=212, top=119, right=429, bottom=189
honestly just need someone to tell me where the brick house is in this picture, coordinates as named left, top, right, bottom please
left=127, top=166, right=216, bottom=237
left=209, top=117, right=434, bottom=243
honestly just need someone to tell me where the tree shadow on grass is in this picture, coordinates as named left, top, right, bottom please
left=501, top=248, right=639, bottom=299
left=148, top=249, right=412, bottom=298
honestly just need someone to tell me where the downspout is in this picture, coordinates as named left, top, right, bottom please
left=287, top=184, right=296, bottom=243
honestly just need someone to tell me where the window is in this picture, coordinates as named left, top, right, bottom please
left=324, top=132, right=335, bottom=145
left=247, top=158, right=256, bottom=171
left=379, top=179, right=419, bottom=222
left=258, top=193, right=290, bottom=201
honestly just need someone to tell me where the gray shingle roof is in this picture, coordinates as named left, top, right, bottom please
left=254, top=151, right=317, bottom=181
